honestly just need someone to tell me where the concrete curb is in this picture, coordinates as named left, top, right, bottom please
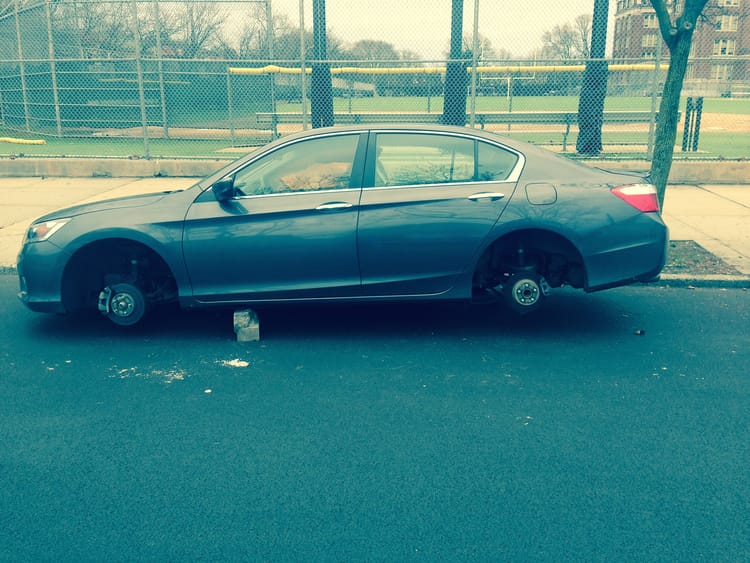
left=0, top=157, right=222, bottom=179
left=2, top=156, right=750, bottom=184
left=654, top=273, right=750, bottom=289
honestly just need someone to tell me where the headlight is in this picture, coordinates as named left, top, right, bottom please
left=25, top=218, right=71, bottom=243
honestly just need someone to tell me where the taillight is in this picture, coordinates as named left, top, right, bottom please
left=611, top=183, right=660, bottom=213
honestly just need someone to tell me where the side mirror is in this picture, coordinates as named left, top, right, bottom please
left=212, top=178, right=235, bottom=202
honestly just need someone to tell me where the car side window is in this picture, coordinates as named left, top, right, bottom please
left=374, top=133, right=475, bottom=187
left=477, top=141, right=519, bottom=181
left=233, top=134, right=359, bottom=195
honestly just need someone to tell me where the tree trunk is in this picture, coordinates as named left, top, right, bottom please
left=651, top=33, right=692, bottom=207
left=649, top=0, right=709, bottom=208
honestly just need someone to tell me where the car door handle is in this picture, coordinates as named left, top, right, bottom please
left=315, top=202, right=354, bottom=211
left=468, top=192, right=505, bottom=201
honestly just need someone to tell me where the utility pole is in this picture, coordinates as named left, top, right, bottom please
left=311, top=0, right=333, bottom=128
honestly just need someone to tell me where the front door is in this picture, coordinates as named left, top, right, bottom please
left=182, top=132, right=365, bottom=302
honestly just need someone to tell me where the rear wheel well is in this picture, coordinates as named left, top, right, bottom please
left=61, top=238, right=177, bottom=314
left=474, top=229, right=586, bottom=291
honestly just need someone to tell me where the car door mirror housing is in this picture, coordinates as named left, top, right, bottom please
left=212, top=178, right=236, bottom=202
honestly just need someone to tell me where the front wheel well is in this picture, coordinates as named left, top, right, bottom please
left=61, top=238, right=178, bottom=314
left=474, top=229, right=586, bottom=291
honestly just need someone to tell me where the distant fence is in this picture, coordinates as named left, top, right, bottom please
left=0, top=0, right=747, bottom=159
left=0, top=57, right=679, bottom=151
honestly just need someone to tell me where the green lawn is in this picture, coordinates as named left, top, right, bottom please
left=3, top=129, right=746, bottom=160
left=275, top=96, right=750, bottom=115
left=2, top=95, right=747, bottom=160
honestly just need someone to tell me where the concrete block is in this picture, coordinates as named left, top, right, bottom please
left=233, top=309, right=260, bottom=342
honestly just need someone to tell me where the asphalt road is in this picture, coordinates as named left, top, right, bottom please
left=1, top=273, right=749, bottom=561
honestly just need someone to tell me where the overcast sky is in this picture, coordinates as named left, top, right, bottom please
left=270, top=0, right=616, bottom=59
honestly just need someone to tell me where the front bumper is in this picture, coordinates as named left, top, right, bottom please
left=17, top=241, right=69, bottom=314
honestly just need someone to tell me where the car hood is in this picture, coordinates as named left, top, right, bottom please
left=33, top=190, right=182, bottom=222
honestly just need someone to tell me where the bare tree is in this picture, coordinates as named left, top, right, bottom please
left=574, top=14, right=592, bottom=59
left=66, top=1, right=132, bottom=58
left=542, top=14, right=592, bottom=60
left=237, top=7, right=294, bottom=60
left=344, top=40, right=401, bottom=95
left=0, top=0, right=43, bottom=20
left=650, top=0, right=710, bottom=207
left=167, top=2, right=228, bottom=58
left=399, top=49, right=422, bottom=62
left=350, top=39, right=399, bottom=63
left=238, top=5, right=269, bottom=58
left=542, top=23, right=577, bottom=60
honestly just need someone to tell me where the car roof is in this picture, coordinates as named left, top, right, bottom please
left=278, top=122, right=503, bottom=142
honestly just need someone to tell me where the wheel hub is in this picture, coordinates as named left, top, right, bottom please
left=97, top=283, right=147, bottom=326
left=513, top=279, right=541, bottom=306
left=110, top=292, right=137, bottom=318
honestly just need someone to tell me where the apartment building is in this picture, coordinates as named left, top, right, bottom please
left=612, top=0, right=749, bottom=96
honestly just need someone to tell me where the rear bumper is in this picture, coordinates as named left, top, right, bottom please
left=585, top=217, right=669, bottom=293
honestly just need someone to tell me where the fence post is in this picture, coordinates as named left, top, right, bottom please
left=227, top=70, right=235, bottom=147
left=298, top=0, right=309, bottom=129
left=507, top=76, right=513, bottom=131
left=266, top=0, right=277, bottom=138
left=152, top=0, right=169, bottom=139
left=13, top=0, right=31, bottom=132
left=130, top=0, right=149, bottom=158
left=468, top=0, right=479, bottom=127
left=681, top=97, right=702, bottom=152
left=44, top=0, right=62, bottom=136
left=681, top=96, right=703, bottom=153
left=692, top=96, right=703, bottom=151
left=681, top=97, right=693, bottom=152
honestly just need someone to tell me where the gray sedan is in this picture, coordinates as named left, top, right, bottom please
left=18, top=124, right=668, bottom=326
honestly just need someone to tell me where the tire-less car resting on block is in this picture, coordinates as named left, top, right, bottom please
left=18, top=124, right=667, bottom=327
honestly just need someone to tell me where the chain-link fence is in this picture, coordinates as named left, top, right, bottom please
left=1, top=0, right=748, bottom=159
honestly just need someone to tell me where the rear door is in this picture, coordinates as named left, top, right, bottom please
left=356, top=131, right=523, bottom=296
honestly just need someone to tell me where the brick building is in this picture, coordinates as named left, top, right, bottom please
left=612, top=0, right=750, bottom=96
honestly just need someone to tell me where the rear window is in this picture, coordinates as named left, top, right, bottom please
left=373, top=133, right=518, bottom=187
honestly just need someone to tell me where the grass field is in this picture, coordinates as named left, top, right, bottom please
left=277, top=96, right=750, bottom=115
left=2, top=96, right=748, bottom=160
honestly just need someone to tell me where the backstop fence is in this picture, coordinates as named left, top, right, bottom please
left=1, top=0, right=748, bottom=159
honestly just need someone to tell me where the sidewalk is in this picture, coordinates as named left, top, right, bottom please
left=1, top=177, right=749, bottom=285
left=661, top=184, right=750, bottom=284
